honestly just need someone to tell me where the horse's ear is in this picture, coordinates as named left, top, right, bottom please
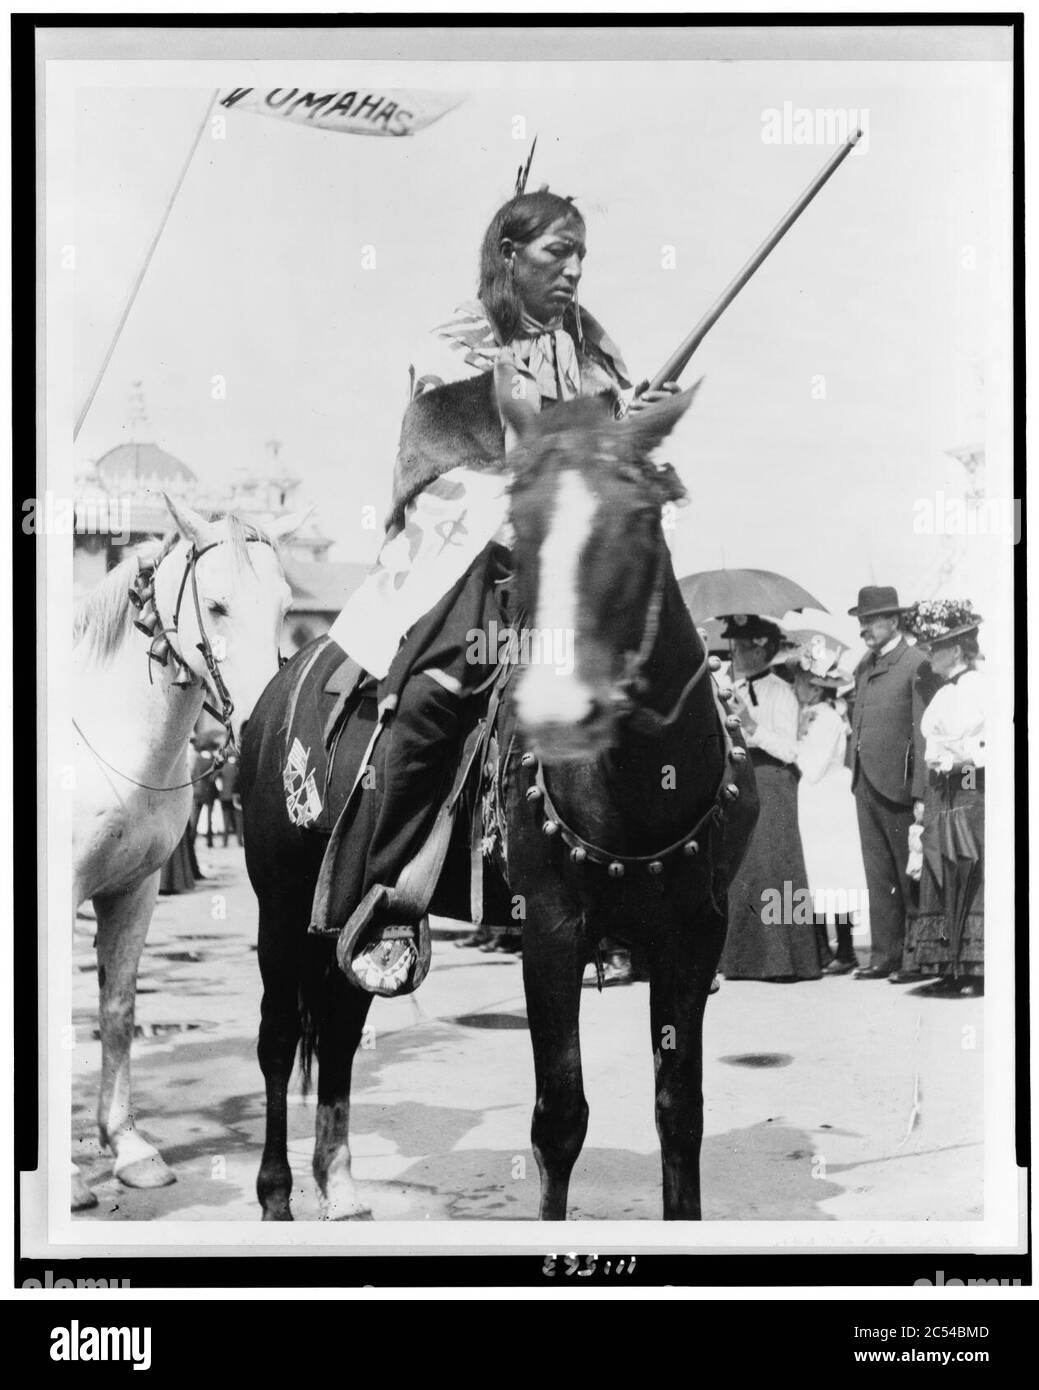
left=618, top=378, right=702, bottom=457
left=493, top=360, right=542, bottom=450
left=162, top=492, right=214, bottom=548
left=266, top=505, right=316, bottom=541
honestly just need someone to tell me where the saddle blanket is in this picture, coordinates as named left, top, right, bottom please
left=279, top=637, right=376, bottom=836
left=278, top=634, right=511, bottom=927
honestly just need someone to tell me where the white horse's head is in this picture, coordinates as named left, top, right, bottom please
left=155, top=495, right=299, bottom=743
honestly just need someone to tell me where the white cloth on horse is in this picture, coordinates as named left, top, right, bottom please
left=328, top=466, right=512, bottom=680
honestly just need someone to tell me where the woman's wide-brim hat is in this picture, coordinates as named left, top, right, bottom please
left=918, top=619, right=983, bottom=647
left=902, top=598, right=983, bottom=648
left=720, top=613, right=790, bottom=644
left=808, top=668, right=854, bottom=691
left=781, top=643, right=853, bottom=691
left=848, top=585, right=905, bottom=619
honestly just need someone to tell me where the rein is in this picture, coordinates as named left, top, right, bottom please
left=71, top=717, right=225, bottom=794
left=74, top=532, right=275, bottom=794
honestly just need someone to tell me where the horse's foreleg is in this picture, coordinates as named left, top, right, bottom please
left=94, top=872, right=175, bottom=1190
left=313, top=970, right=373, bottom=1220
left=256, top=909, right=305, bottom=1222
left=648, top=909, right=727, bottom=1220
left=523, top=918, right=588, bottom=1221
left=71, top=899, right=99, bottom=1211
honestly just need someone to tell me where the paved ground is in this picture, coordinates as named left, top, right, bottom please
left=71, top=841, right=983, bottom=1224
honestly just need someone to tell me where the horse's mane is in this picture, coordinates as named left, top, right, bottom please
left=73, top=511, right=273, bottom=666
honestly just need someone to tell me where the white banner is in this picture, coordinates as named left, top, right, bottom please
left=218, top=86, right=462, bottom=138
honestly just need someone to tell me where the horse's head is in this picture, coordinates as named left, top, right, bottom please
left=155, top=496, right=296, bottom=743
left=504, top=384, right=697, bottom=762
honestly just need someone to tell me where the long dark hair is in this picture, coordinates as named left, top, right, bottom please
left=478, top=190, right=585, bottom=346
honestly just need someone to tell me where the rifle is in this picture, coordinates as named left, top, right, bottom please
left=645, top=129, right=862, bottom=393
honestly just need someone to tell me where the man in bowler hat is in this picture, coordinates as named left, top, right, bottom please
left=847, top=586, right=929, bottom=980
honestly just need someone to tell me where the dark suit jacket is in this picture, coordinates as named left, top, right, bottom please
left=850, top=636, right=929, bottom=805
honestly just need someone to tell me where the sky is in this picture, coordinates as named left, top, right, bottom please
left=68, top=55, right=1013, bottom=643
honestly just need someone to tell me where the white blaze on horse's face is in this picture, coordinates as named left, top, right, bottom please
left=514, top=468, right=599, bottom=740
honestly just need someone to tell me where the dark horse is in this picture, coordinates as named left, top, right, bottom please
left=239, top=386, right=759, bottom=1220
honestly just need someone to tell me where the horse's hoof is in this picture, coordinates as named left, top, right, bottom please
left=115, top=1153, right=177, bottom=1190
left=71, top=1172, right=98, bottom=1211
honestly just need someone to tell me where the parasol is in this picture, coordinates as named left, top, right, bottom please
left=678, top=569, right=826, bottom=624
left=779, top=607, right=860, bottom=657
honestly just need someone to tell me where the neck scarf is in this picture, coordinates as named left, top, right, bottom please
left=511, top=310, right=582, bottom=402
left=433, top=299, right=631, bottom=403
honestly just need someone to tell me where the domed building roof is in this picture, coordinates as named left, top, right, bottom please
left=95, top=441, right=195, bottom=488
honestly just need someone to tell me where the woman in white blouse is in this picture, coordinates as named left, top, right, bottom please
left=792, top=656, right=869, bottom=974
left=717, top=616, right=822, bottom=982
left=902, top=603, right=985, bottom=995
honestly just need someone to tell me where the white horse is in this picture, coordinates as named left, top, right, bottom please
left=71, top=495, right=297, bottom=1211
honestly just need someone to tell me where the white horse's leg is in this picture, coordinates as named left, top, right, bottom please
left=94, top=872, right=176, bottom=1190
left=71, top=893, right=100, bottom=1211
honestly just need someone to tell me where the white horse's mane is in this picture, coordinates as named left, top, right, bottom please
left=73, top=512, right=275, bottom=666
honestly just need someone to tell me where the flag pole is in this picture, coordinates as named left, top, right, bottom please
left=73, top=88, right=220, bottom=442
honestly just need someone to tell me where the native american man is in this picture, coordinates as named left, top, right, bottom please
left=327, top=187, right=680, bottom=994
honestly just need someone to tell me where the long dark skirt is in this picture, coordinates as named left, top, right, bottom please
left=904, top=774, right=984, bottom=979
left=720, top=754, right=821, bottom=981
left=159, top=820, right=201, bottom=895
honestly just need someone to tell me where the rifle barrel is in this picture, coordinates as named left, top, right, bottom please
left=647, top=128, right=862, bottom=392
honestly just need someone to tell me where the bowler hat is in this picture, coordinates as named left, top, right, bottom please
left=848, top=585, right=905, bottom=619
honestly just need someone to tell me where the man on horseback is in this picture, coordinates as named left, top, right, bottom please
left=323, top=184, right=680, bottom=996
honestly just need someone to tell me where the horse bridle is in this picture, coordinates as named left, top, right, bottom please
left=158, top=533, right=279, bottom=748
left=514, top=535, right=747, bottom=874
left=611, top=543, right=714, bottom=735
left=73, top=533, right=277, bottom=794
